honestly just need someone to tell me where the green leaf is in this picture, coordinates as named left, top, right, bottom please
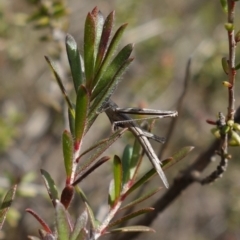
left=235, top=30, right=240, bottom=42
left=76, top=129, right=126, bottom=176
left=92, top=23, right=128, bottom=94
left=68, top=108, right=75, bottom=138
left=108, top=180, right=115, bottom=208
left=74, top=229, right=87, bottom=240
left=121, top=188, right=161, bottom=211
left=45, top=56, right=75, bottom=117
left=126, top=146, right=194, bottom=197
left=84, top=12, right=96, bottom=89
left=162, top=146, right=195, bottom=170
left=129, top=138, right=143, bottom=180
left=75, top=186, right=89, bottom=205
left=34, top=16, right=50, bottom=29
left=87, top=57, right=133, bottom=130
left=220, top=0, right=228, bottom=13
left=108, top=155, right=122, bottom=207
left=91, top=43, right=133, bottom=100
left=75, top=85, right=89, bottom=149
left=40, top=169, right=59, bottom=206
left=62, top=130, right=73, bottom=179
left=77, top=132, right=124, bottom=159
left=0, top=185, right=17, bottom=230
left=27, top=10, right=46, bottom=23
left=70, top=210, right=88, bottom=240
left=52, top=3, right=67, bottom=18
left=125, top=169, right=156, bottom=197
left=73, top=156, right=110, bottom=185
left=235, top=61, right=240, bottom=70
left=108, top=208, right=154, bottom=228
left=221, top=57, right=229, bottom=75
left=122, top=145, right=133, bottom=185
left=109, top=225, right=155, bottom=233
left=92, top=7, right=104, bottom=64
left=85, top=202, right=97, bottom=230
left=113, top=155, right=122, bottom=201
left=66, top=34, right=84, bottom=92
left=55, top=200, right=71, bottom=240
left=94, top=11, right=114, bottom=78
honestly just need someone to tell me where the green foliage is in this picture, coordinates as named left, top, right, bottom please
left=66, top=34, right=84, bottom=91
left=0, top=185, right=17, bottom=230
left=69, top=210, right=88, bottom=240
left=3, top=0, right=239, bottom=238
left=109, top=155, right=122, bottom=206
left=40, top=169, right=59, bottom=206
left=0, top=0, right=239, bottom=239
left=3, top=0, right=232, bottom=237
left=62, top=130, right=74, bottom=179
left=55, top=201, right=71, bottom=240
left=220, top=0, right=228, bottom=13
left=0, top=116, right=20, bottom=153
left=26, top=0, right=68, bottom=30
left=24, top=6, right=194, bottom=239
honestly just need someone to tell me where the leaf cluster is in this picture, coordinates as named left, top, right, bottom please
left=23, top=6, right=194, bottom=240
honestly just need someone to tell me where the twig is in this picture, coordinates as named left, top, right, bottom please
left=115, top=107, right=240, bottom=240
left=227, top=0, right=236, bottom=121
left=200, top=0, right=237, bottom=185
left=158, top=58, right=191, bottom=158
left=201, top=113, right=229, bottom=184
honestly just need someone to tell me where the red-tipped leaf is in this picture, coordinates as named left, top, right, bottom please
left=84, top=12, right=96, bottom=89
left=66, top=34, right=84, bottom=92
left=94, top=11, right=115, bottom=77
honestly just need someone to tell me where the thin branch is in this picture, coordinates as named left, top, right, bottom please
left=115, top=140, right=219, bottom=240
left=227, top=0, right=236, bottom=120
left=201, top=113, right=229, bottom=184
left=116, top=107, right=240, bottom=240
left=158, top=58, right=191, bottom=158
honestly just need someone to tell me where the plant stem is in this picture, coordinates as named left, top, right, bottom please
left=227, top=0, right=236, bottom=120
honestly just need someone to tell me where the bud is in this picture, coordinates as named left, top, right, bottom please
left=211, top=128, right=221, bottom=138
left=224, top=23, right=234, bottom=32
left=224, top=154, right=232, bottom=160
left=233, top=123, right=240, bottom=131
left=222, top=81, right=232, bottom=88
left=227, top=120, right=234, bottom=127
left=206, top=119, right=217, bottom=125
left=60, top=185, right=74, bottom=209
left=235, top=30, right=240, bottom=42
left=221, top=57, right=229, bottom=75
left=35, top=16, right=50, bottom=28
left=221, top=125, right=230, bottom=134
left=220, top=0, right=228, bottom=13
left=228, top=131, right=240, bottom=146
left=235, top=62, right=240, bottom=70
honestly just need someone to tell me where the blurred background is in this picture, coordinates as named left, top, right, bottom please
left=1, top=0, right=240, bottom=239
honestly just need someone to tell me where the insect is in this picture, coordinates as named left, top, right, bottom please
left=104, top=99, right=178, bottom=188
